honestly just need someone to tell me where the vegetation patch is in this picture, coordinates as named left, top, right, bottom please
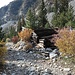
left=0, top=42, right=7, bottom=65
left=55, top=28, right=75, bottom=55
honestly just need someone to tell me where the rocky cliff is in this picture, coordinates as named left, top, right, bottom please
left=0, top=0, right=38, bottom=25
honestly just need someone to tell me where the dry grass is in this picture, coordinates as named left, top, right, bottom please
left=0, top=42, right=7, bottom=64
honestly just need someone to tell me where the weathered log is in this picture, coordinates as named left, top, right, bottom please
left=34, top=28, right=57, bottom=38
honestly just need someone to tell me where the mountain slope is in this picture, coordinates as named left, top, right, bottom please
left=0, top=0, right=37, bottom=25
left=0, top=0, right=74, bottom=26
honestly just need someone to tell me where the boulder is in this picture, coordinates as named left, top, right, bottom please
left=36, top=43, right=44, bottom=48
left=28, top=66, right=36, bottom=71
left=41, top=72, right=51, bottom=75
left=45, top=48, right=52, bottom=52
left=63, top=68, right=71, bottom=72
left=52, top=49, right=60, bottom=56
left=5, top=42, right=14, bottom=50
left=5, top=42, right=14, bottom=47
left=44, top=69, right=52, bottom=73
left=49, top=52, right=58, bottom=59
left=15, top=40, right=25, bottom=48
left=17, top=46, right=23, bottom=50
left=24, top=42, right=33, bottom=50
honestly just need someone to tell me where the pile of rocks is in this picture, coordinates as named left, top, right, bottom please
left=3, top=41, right=75, bottom=75
left=5, top=40, right=33, bottom=51
left=5, top=40, right=60, bottom=60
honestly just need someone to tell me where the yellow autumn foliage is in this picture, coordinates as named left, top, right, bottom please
left=18, top=28, right=33, bottom=41
left=55, top=28, right=75, bottom=55
left=0, top=42, right=7, bottom=64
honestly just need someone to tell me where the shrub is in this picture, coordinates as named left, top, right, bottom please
left=18, top=28, right=33, bottom=41
left=55, top=28, right=75, bottom=55
left=12, top=36, right=19, bottom=44
left=0, top=42, right=6, bottom=64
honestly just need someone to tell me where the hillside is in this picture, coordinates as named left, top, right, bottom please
left=0, top=0, right=75, bottom=75
left=0, top=0, right=38, bottom=25
left=0, top=0, right=74, bottom=27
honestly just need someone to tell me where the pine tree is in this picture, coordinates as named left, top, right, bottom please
left=51, top=0, right=74, bottom=28
left=59, top=0, right=68, bottom=13
left=26, top=8, right=36, bottom=29
left=0, top=27, right=4, bottom=40
left=53, top=0, right=58, bottom=27
left=8, top=26, right=17, bottom=38
left=38, top=0, right=48, bottom=28
left=54, top=0, right=58, bottom=13
left=21, top=16, right=26, bottom=27
left=17, top=19, right=22, bottom=32
left=65, top=6, right=75, bottom=28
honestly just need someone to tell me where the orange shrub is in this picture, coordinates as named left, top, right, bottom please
left=18, top=28, right=33, bottom=41
left=55, top=28, right=75, bottom=55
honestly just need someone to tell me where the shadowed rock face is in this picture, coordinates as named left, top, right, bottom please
left=0, top=0, right=37, bottom=24
left=70, top=0, right=75, bottom=15
left=0, top=0, right=54, bottom=25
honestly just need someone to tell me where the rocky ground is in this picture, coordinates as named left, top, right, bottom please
left=0, top=42, right=75, bottom=75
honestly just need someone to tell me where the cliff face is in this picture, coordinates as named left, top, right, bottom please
left=0, top=0, right=73, bottom=26
left=0, top=0, right=37, bottom=25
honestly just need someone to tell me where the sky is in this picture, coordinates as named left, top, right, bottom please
left=0, top=0, right=14, bottom=8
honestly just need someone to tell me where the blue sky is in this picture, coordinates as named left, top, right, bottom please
left=0, top=0, right=14, bottom=8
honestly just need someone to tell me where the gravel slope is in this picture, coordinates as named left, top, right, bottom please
left=0, top=48, right=75, bottom=75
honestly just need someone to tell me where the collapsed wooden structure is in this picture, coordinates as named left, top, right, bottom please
left=34, top=28, right=58, bottom=49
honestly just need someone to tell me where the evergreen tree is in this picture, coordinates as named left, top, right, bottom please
left=17, top=19, right=22, bottom=32
left=0, top=27, right=4, bottom=40
left=52, top=5, right=75, bottom=28
left=54, top=0, right=58, bottom=13
left=52, top=12, right=67, bottom=28
left=21, top=16, right=26, bottom=27
left=7, top=26, right=17, bottom=38
left=38, top=0, right=48, bottom=28
left=53, top=0, right=58, bottom=27
left=54, top=0, right=68, bottom=13
left=26, top=8, right=36, bottom=29
left=51, top=0, right=75, bottom=28
left=65, top=6, right=75, bottom=28
left=59, top=0, right=68, bottom=13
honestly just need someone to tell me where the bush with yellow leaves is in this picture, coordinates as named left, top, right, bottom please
left=0, top=42, right=7, bottom=64
left=18, top=28, right=33, bottom=41
left=55, top=28, right=75, bottom=55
